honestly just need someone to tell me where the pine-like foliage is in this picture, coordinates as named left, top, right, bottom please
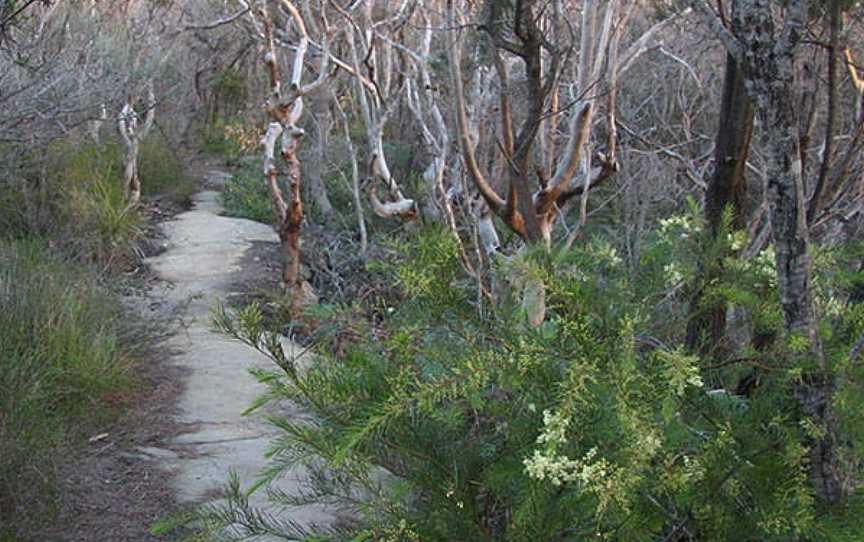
left=185, top=226, right=864, bottom=542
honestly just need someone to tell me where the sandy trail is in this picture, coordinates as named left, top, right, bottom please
left=144, top=172, right=334, bottom=532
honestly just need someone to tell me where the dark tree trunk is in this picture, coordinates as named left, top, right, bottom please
left=730, top=0, right=845, bottom=504
left=807, top=0, right=841, bottom=223
left=763, top=86, right=845, bottom=503
left=705, top=61, right=753, bottom=234
left=687, top=0, right=850, bottom=503
left=686, top=39, right=754, bottom=354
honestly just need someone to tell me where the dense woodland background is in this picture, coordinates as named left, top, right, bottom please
left=5, top=0, right=864, bottom=540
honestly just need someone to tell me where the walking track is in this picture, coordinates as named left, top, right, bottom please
left=144, top=172, right=334, bottom=534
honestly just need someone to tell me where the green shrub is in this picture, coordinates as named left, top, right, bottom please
left=212, top=68, right=248, bottom=116
left=220, top=165, right=275, bottom=224
left=197, top=118, right=257, bottom=163
left=174, top=227, right=864, bottom=541
left=198, top=120, right=236, bottom=157
left=0, top=140, right=124, bottom=240
left=0, top=240, right=133, bottom=534
left=0, top=146, right=47, bottom=237
left=139, top=133, right=197, bottom=206
left=49, top=134, right=195, bottom=208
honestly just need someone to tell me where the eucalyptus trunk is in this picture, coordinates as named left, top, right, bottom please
left=281, top=131, right=304, bottom=316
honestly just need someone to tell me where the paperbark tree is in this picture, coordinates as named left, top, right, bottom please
left=449, top=0, right=609, bottom=246
left=447, top=0, right=679, bottom=325
left=118, top=82, right=155, bottom=207
left=334, top=1, right=417, bottom=221
left=307, top=88, right=334, bottom=219
left=447, top=0, right=682, bottom=248
left=88, top=104, right=108, bottom=144
left=335, top=98, right=369, bottom=256
left=401, top=13, right=449, bottom=224
left=246, top=0, right=329, bottom=316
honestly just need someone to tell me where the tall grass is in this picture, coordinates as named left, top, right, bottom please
left=0, top=130, right=193, bottom=538
left=0, top=134, right=195, bottom=271
left=0, top=240, right=133, bottom=536
left=55, top=140, right=144, bottom=267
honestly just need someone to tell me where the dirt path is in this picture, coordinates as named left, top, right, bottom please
left=144, top=171, right=335, bottom=531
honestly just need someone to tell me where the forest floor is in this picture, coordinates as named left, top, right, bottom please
left=34, top=162, right=335, bottom=541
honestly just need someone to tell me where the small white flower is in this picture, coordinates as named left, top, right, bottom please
left=664, top=263, right=683, bottom=287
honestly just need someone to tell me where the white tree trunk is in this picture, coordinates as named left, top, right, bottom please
left=88, top=103, right=107, bottom=144
left=307, top=89, right=334, bottom=218
left=118, top=82, right=155, bottom=206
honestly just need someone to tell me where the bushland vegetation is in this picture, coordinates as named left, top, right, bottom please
left=0, top=2, right=197, bottom=537
left=0, top=240, right=134, bottom=532
left=6, top=0, right=864, bottom=540
left=165, top=0, right=864, bottom=540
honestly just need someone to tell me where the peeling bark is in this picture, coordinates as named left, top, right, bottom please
left=281, top=128, right=304, bottom=300
left=118, top=82, right=155, bottom=207
left=252, top=0, right=329, bottom=316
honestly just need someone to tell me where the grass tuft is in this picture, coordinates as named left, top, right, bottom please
left=0, top=240, right=134, bottom=535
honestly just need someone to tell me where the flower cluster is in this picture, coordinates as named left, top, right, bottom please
left=524, top=446, right=614, bottom=488
left=523, top=410, right=619, bottom=493
left=727, top=230, right=747, bottom=252
left=663, top=262, right=684, bottom=288
left=636, top=431, right=663, bottom=458
left=658, top=214, right=700, bottom=238
left=587, top=239, right=623, bottom=267
left=536, top=409, right=569, bottom=446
